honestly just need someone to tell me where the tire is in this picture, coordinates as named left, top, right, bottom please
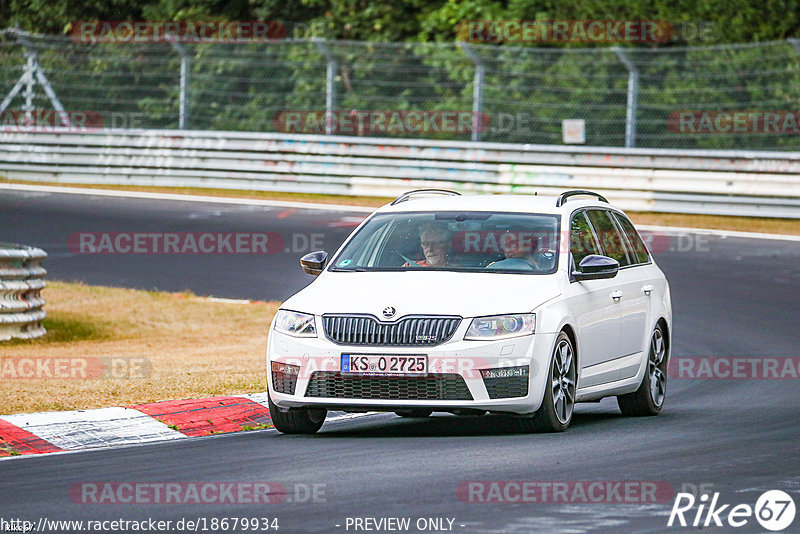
left=268, top=393, right=326, bottom=434
left=517, top=331, right=576, bottom=433
left=394, top=409, right=434, bottom=418
left=617, top=324, right=667, bottom=416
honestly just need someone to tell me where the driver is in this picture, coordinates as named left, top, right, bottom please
left=406, top=223, right=453, bottom=267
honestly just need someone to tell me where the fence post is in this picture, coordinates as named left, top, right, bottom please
left=459, top=42, right=484, bottom=142
left=0, top=29, right=72, bottom=127
left=313, top=39, right=337, bottom=135
left=788, top=38, right=800, bottom=55
left=167, top=38, right=190, bottom=130
left=613, top=47, right=639, bottom=148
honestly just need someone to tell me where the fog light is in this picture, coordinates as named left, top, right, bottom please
left=481, top=366, right=530, bottom=399
left=271, top=362, right=300, bottom=376
left=271, top=362, right=300, bottom=395
left=480, top=366, right=529, bottom=379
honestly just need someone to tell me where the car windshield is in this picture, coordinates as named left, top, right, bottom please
left=329, top=211, right=560, bottom=273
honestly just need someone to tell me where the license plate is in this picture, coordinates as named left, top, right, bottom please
left=341, top=354, right=427, bottom=375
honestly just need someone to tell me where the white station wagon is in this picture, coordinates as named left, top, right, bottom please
left=267, top=190, right=672, bottom=434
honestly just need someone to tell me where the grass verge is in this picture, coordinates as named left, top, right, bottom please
left=0, top=281, right=277, bottom=415
left=626, top=212, right=800, bottom=236
left=2, top=178, right=798, bottom=236
left=0, top=178, right=392, bottom=208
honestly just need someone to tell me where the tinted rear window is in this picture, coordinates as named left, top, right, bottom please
left=585, top=209, right=631, bottom=267
left=612, top=212, right=650, bottom=264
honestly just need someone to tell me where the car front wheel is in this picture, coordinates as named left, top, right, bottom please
left=517, top=331, right=576, bottom=433
left=268, top=393, right=326, bottom=434
left=617, top=324, right=667, bottom=416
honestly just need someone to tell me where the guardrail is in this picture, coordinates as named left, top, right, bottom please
left=0, top=243, right=47, bottom=340
left=1, top=129, right=798, bottom=218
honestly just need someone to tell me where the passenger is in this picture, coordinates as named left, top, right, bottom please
left=487, top=227, right=554, bottom=271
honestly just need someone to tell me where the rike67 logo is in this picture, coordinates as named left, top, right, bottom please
left=669, top=490, right=795, bottom=531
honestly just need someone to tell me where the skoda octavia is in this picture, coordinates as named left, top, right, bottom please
left=267, top=190, right=672, bottom=433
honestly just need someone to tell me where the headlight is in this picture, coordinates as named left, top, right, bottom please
left=464, top=314, right=535, bottom=340
left=274, top=310, right=317, bottom=337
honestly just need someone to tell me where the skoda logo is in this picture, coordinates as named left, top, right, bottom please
left=382, top=306, right=396, bottom=319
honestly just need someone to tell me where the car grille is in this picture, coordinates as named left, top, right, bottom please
left=483, top=375, right=529, bottom=399
left=305, top=372, right=473, bottom=401
left=271, top=370, right=298, bottom=395
left=322, top=315, right=461, bottom=346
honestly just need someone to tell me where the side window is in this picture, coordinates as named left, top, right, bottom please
left=585, top=210, right=631, bottom=267
left=611, top=212, right=650, bottom=264
left=570, top=211, right=601, bottom=267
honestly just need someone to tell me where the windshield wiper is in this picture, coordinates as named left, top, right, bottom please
left=435, top=211, right=492, bottom=221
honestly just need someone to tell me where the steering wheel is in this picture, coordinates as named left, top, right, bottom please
left=485, top=257, right=535, bottom=271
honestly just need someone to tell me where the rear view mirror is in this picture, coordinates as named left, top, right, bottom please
left=300, top=250, right=328, bottom=276
left=572, top=254, right=619, bottom=281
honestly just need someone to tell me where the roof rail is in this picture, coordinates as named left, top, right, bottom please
left=390, top=189, right=461, bottom=206
left=555, top=190, right=609, bottom=207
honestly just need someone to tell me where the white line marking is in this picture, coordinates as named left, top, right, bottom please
left=2, top=182, right=797, bottom=240
left=0, top=395, right=378, bottom=460
left=0, top=183, right=376, bottom=213
left=236, top=393, right=378, bottom=424
left=2, top=407, right=184, bottom=450
left=638, top=224, right=800, bottom=242
left=237, top=392, right=271, bottom=407
left=325, top=412, right=382, bottom=423
left=204, top=296, right=255, bottom=305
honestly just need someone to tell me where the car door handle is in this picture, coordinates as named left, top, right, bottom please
left=610, top=290, right=623, bottom=301
left=641, top=284, right=654, bottom=295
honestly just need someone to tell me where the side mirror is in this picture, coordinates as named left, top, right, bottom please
left=572, top=254, right=619, bottom=281
left=300, top=250, right=328, bottom=276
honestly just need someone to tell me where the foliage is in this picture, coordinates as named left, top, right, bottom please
left=1, top=1, right=799, bottom=149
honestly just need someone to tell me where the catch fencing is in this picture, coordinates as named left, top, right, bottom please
left=2, top=29, right=800, bottom=150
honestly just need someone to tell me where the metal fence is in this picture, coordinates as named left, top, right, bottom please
left=2, top=29, right=800, bottom=150
left=2, top=129, right=798, bottom=218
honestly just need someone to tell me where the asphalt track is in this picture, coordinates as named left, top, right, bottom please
left=1, top=188, right=799, bottom=533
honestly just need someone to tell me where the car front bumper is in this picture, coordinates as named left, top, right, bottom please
left=266, top=323, right=558, bottom=415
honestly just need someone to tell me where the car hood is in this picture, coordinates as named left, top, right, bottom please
left=282, top=271, right=561, bottom=319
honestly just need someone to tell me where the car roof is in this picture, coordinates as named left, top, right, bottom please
left=376, top=193, right=614, bottom=216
